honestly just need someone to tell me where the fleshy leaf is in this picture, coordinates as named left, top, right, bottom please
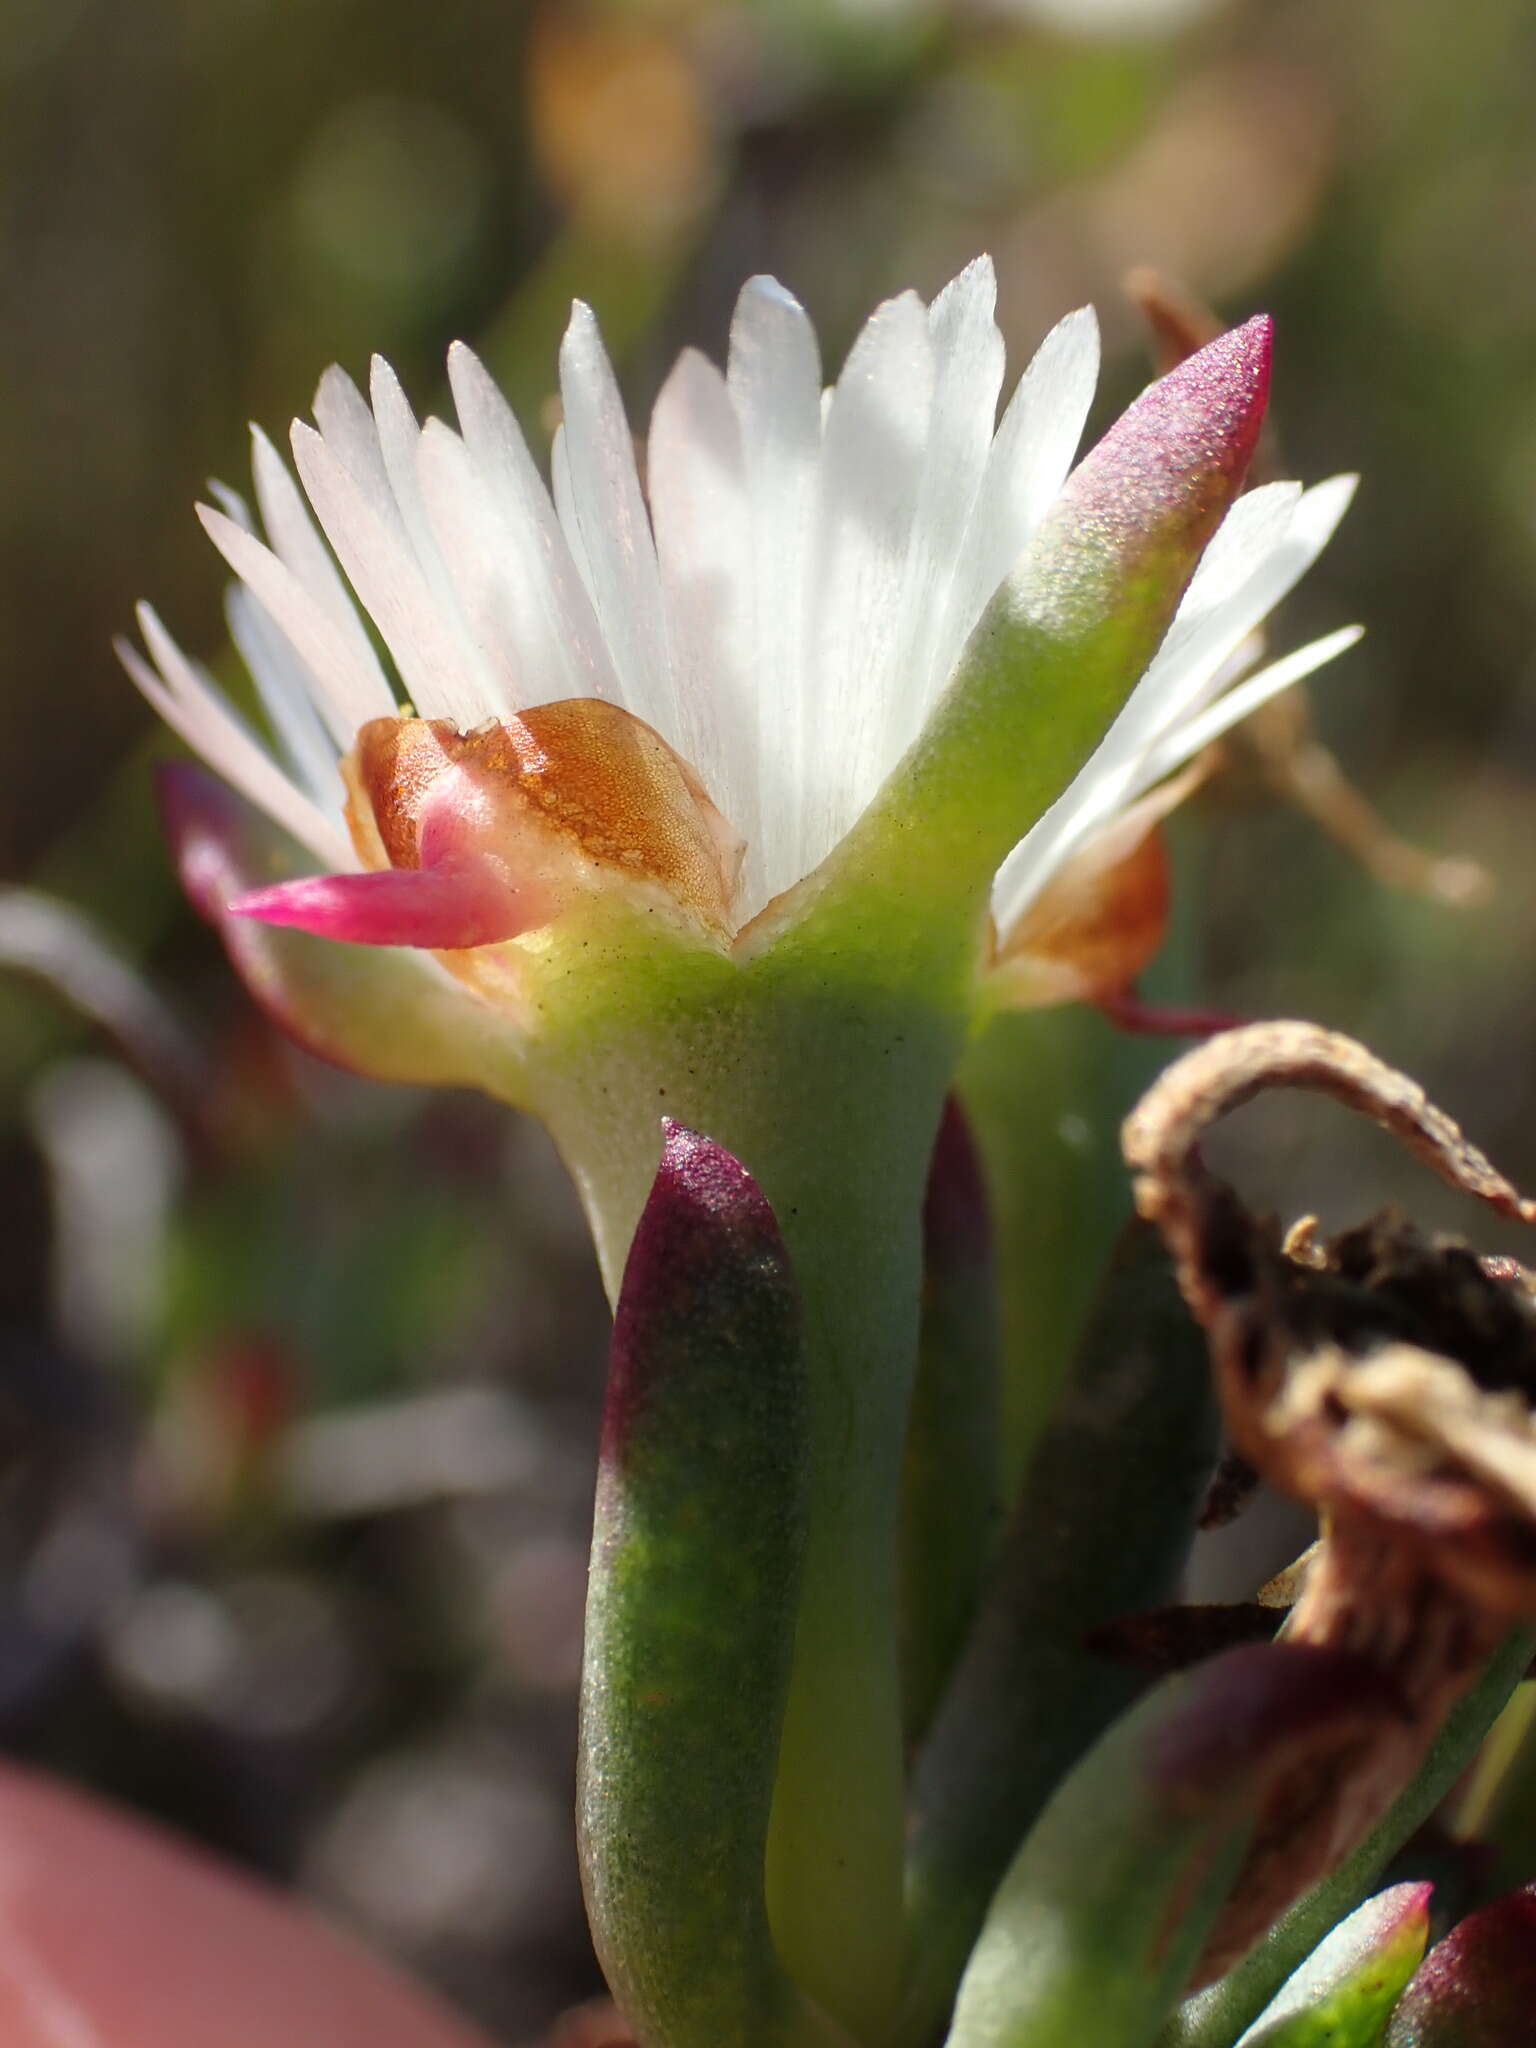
left=0, top=1763, right=494, bottom=2047
left=900, top=1097, right=1005, bottom=1743
left=159, top=764, right=529, bottom=1098
left=1383, top=1884, right=1536, bottom=2047
left=1234, top=1883, right=1432, bottom=2046
left=578, top=1123, right=843, bottom=2048
left=811, top=318, right=1272, bottom=951
left=943, top=1644, right=1401, bottom=2048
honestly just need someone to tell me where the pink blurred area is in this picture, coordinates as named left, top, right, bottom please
left=0, top=1763, right=495, bottom=2048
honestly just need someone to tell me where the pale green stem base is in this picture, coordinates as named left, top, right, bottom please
left=527, top=937, right=966, bottom=2041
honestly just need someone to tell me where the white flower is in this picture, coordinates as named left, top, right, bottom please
left=119, top=255, right=1356, bottom=979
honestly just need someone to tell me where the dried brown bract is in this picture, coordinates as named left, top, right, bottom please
left=1123, top=1020, right=1536, bottom=1979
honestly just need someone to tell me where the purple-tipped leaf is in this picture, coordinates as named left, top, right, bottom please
left=581, top=1124, right=840, bottom=2048
left=1034, top=317, right=1274, bottom=636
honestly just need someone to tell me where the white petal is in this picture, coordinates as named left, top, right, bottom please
left=1088, top=482, right=1304, bottom=777
left=415, top=421, right=537, bottom=709
left=368, top=356, right=503, bottom=712
left=648, top=348, right=757, bottom=888
left=224, top=583, right=347, bottom=812
left=290, top=421, right=499, bottom=727
left=725, top=275, right=823, bottom=911
left=882, top=257, right=1007, bottom=762
left=1117, top=477, right=1355, bottom=750
left=549, top=422, right=598, bottom=611
left=557, top=301, right=674, bottom=734
left=249, top=425, right=382, bottom=680
left=445, top=342, right=618, bottom=703
left=1134, top=625, right=1365, bottom=789
left=1000, top=477, right=1350, bottom=909
left=991, top=625, right=1363, bottom=934
left=206, top=479, right=251, bottom=529
left=799, top=288, right=934, bottom=882
left=197, top=503, right=396, bottom=742
left=938, top=306, right=1100, bottom=689
left=121, top=607, right=354, bottom=870
left=311, top=364, right=393, bottom=504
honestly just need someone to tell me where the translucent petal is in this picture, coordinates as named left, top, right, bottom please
left=557, top=301, right=674, bottom=735
left=196, top=503, right=396, bottom=742
left=121, top=609, right=354, bottom=870
left=290, top=422, right=500, bottom=727
left=800, top=289, right=934, bottom=883
left=550, top=422, right=599, bottom=612
left=367, top=357, right=488, bottom=684
left=725, top=275, right=823, bottom=912
left=991, top=625, right=1363, bottom=933
left=937, top=306, right=1100, bottom=691
left=648, top=347, right=757, bottom=897
left=1133, top=625, right=1365, bottom=791
left=882, top=256, right=1007, bottom=763
left=224, top=583, right=346, bottom=813
left=248, top=425, right=383, bottom=681
left=446, top=343, right=618, bottom=702
left=1120, top=477, right=1356, bottom=749
left=1089, top=483, right=1305, bottom=778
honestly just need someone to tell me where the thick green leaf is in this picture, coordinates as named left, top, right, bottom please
left=578, top=1122, right=842, bottom=2048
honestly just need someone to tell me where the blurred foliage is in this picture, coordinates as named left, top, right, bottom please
left=7, top=0, right=1536, bottom=2038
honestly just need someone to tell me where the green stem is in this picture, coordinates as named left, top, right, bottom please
left=528, top=922, right=968, bottom=2041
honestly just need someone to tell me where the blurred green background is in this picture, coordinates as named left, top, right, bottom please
left=4, top=0, right=1536, bottom=2038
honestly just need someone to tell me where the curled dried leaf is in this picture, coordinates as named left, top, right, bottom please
left=1122, top=1021, right=1536, bottom=1979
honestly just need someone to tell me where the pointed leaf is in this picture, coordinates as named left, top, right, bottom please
left=159, top=765, right=528, bottom=1099
left=1234, top=1883, right=1431, bottom=2046
left=579, top=1123, right=842, bottom=2048
left=901, top=1097, right=1005, bottom=1742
